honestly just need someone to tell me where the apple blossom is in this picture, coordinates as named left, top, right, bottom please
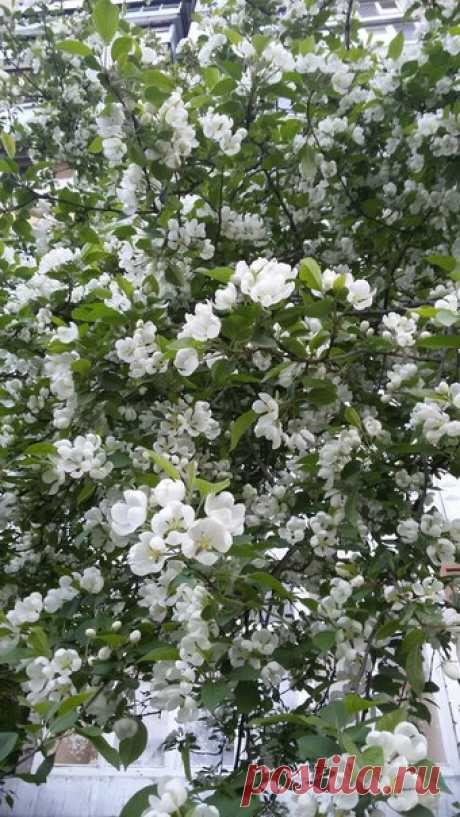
left=182, top=518, right=232, bottom=565
left=174, top=347, right=200, bottom=377
left=79, top=566, right=104, bottom=594
left=128, top=534, right=169, bottom=576
left=110, top=489, right=148, bottom=537
left=153, top=480, right=186, bottom=508
left=1, top=0, right=459, bottom=813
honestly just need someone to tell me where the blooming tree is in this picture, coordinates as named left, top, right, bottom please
left=0, top=0, right=459, bottom=815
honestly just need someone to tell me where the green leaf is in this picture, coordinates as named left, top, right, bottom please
left=193, top=477, right=230, bottom=496
left=235, top=681, right=260, bottom=714
left=79, top=731, right=120, bottom=769
left=0, top=157, right=18, bottom=173
left=298, top=35, right=316, bottom=54
left=426, top=254, right=457, bottom=273
left=280, top=119, right=303, bottom=141
left=111, top=36, right=132, bottom=61
left=143, top=86, right=170, bottom=107
left=56, top=40, right=92, bottom=57
left=24, top=442, right=57, bottom=456
left=93, top=0, right=119, bottom=44
left=95, top=633, right=126, bottom=647
left=197, top=266, right=233, bottom=284
left=248, top=572, right=293, bottom=600
left=402, top=806, right=434, bottom=817
left=72, top=359, right=92, bottom=376
left=377, top=706, right=407, bottom=731
left=222, top=304, right=261, bottom=341
left=147, top=451, right=180, bottom=480
left=375, top=619, right=401, bottom=640
left=143, top=70, right=175, bottom=93
left=0, top=647, right=35, bottom=664
left=207, top=789, right=263, bottom=817
left=401, top=628, right=425, bottom=656
left=312, top=630, right=336, bottom=653
left=388, top=30, right=404, bottom=60
left=406, top=647, right=425, bottom=694
left=201, top=681, right=228, bottom=710
left=225, top=27, right=243, bottom=45
left=344, top=694, right=379, bottom=714
left=50, top=709, right=80, bottom=735
left=18, top=753, right=54, bottom=785
left=77, top=481, right=96, bottom=505
left=202, top=67, right=221, bottom=90
left=317, top=699, right=349, bottom=730
left=119, top=786, right=157, bottom=817
left=297, top=734, right=338, bottom=760
left=88, top=135, right=103, bottom=154
left=356, top=744, right=384, bottom=770
left=308, top=383, right=336, bottom=405
left=302, top=297, right=333, bottom=319
left=416, top=306, right=438, bottom=319
left=417, top=335, right=460, bottom=349
left=344, top=406, right=363, bottom=430
left=252, top=34, right=271, bottom=54
left=58, top=691, right=96, bottom=716
left=300, top=145, right=317, bottom=181
left=1, top=132, right=16, bottom=159
left=116, top=275, right=134, bottom=299
left=119, top=721, right=148, bottom=768
left=230, top=410, right=258, bottom=451
left=188, top=94, right=212, bottom=110
left=250, top=713, right=311, bottom=727
left=0, top=733, right=18, bottom=765
left=299, top=257, right=322, bottom=290
left=72, top=303, right=123, bottom=323
left=138, top=646, right=180, bottom=662
left=28, top=626, right=50, bottom=657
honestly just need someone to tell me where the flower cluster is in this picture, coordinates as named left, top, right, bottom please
left=200, top=109, right=247, bottom=156
left=365, top=722, right=428, bottom=812
left=115, top=480, right=245, bottom=572
left=23, top=649, right=82, bottom=705
left=156, top=91, right=198, bottom=169
left=115, top=321, right=166, bottom=378
left=43, top=434, right=113, bottom=489
left=233, top=258, right=297, bottom=308
left=0, top=0, right=459, bottom=812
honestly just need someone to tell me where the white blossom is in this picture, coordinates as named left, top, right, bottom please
left=179, top=302, right=221, bottom=342
left=346, top=279, right=374, bottom=310
left=153, top=480, right=186, bottom=508
left=252, top=392, right=282, bottom=449
left=111, top=490, right=148, bottom=537
left=204, top=491, right=245, bottom=535
left=234, top=258, right=297, bottom=307
left=7, top=592, right=43, bottom=627
left=79, top=566, right=104, bottom=594
left=182, top=518, right=232, bottom=565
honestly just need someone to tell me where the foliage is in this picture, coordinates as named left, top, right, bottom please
left=0, top=0, right=459, bottom=815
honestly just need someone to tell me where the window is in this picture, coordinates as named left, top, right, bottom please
left=55, top=736, right=98, bottom=766
left=376, top=0, right=399, bottom=10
